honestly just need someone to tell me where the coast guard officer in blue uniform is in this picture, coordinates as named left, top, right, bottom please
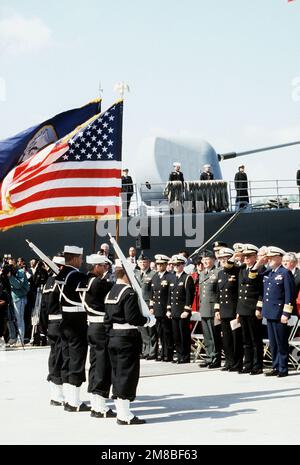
left=254, top=246, right=295, bottom=377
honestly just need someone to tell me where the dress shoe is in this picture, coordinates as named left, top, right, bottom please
left=91, top=408, right=116, bottom=418
left=221, top=366, right=230, bottom=371
left=208, top=361, right=221, bottom=369
left=250, top=368, right=263, bottom=375
left=64, top=402, right=91, bottom=412
left=265, top=369, right=279, bottom=377
left=277, top=372, right=288, bottom=378
left=117, top=416, right=146, bottom=425
left=198, top=361, right=211, bottom=368
left=239, top=368, right=252, bottom=374
left=50, top=399, right=63, bottom=406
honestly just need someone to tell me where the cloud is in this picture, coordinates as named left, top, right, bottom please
left=0, top=14, right=53, bottom=56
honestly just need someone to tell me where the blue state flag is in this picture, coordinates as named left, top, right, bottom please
left=0, top=98, right=101, bottom=182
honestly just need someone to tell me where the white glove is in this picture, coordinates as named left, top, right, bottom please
left=144, top=315, right=156, bottom=328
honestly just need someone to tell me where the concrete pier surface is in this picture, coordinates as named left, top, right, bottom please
left=1, top=347, right=300, bottom=445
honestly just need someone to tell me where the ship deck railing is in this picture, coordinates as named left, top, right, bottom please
left=124, top=179, right=300, bottom=217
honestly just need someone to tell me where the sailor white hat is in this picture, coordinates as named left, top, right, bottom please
left=242, top=244, right=259, bottom=255
left=86, top=254, right=107, bottom=265
left=63, top=245, right=83, bottom=255
left=203, top=164, right=211, bottom=168
left=218, top=247, right=234, bottom=258
left=170, top=254, right=187, bottom=264
left=233, top=243, right=244, bottom=252
left=173, top=161, right=181, bottom=167
left=154, top=254, right=170, bottom=263
left=53, top=256, right=65, bottom=265
left=266, top=246, right=286, bottom=257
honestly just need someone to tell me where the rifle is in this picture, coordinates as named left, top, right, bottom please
left=26, top=240, right=59, bottom=275
left=108, top=234, right=155, bottom=326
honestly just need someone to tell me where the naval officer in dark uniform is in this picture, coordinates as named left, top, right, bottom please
left=56, top=245, right=90, bottom=412
left=214, top=248, right=243, bottom=371
left=169, top=162, right=184, bottom=183
left=40, top=255, right=65, bottom=406
left=149, top=254, right=174, bottom=361
left=198, top=250, right=222, bottom=368
left=236, top=244, right=264, bottom=375
left=167, top=255, right=195, bottom=363
left=254, top=246, right=296, bottom=377
left=76, top=254, right=115, bottom=418
left=104, top=259, right=155, bottom=425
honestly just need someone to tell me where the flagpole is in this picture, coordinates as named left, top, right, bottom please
left=114, top=82, right=129, bottom=247
left=92, top=82, right=103, bottom=253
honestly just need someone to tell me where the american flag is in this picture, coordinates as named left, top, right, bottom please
left=0, top=101, right=123, bottom=230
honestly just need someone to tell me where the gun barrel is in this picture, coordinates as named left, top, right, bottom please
left=218, top=140, right=300, bottom=161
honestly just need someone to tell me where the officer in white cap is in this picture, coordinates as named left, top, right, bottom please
left=200, top=164, right=214, bottom=181
left=104, top=259, right=151, bottom=425
left=214, top=248, right=243, bottom=371
left=149, top=254, right=174, bottom=361
left=167, top=255, right=195, bottom=363
left=168, top=162, right=184, bottom=183
left=254, top=246, right=296, bottom=377
left=55, top=245, right=90, bottom=412
left=236, top=244, right=264, bottom=375
left=76, top=254, right=115, bottom=418
left=40, top=254, right=65, bottom=406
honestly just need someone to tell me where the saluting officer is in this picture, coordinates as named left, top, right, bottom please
left=198, top=250, right=222, bottom=369
left=135, top=253, right=157, bottom=359
left=40, top=255, right=65, bottom=406
left=167, top=255, right=195, bottom=364
left=149, top=254, right=174, bottom=362
left=56, top=245, right=89, bottom=412
left=76, top=254, right=115, bottom=418
left=236, top=244, right=264, bottom=375
left=214, top=248, right=243, bottom=371
left=104, top=259, right=154, bottom=425
left=254, top=246, right=296, bottom=377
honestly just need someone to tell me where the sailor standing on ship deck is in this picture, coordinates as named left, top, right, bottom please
left=56, top=245, right=90, bottom=412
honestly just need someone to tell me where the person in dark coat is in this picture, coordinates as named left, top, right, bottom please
left=214, top=247, right=243, bottom=371
left=167, top=254, right=195, bottom=363
left=149, top=254, right=174, bottom=361
left=200, top=164, right=214, bottom=180
left=104, top=259, right=154, bottom=425
left=121, top=168, right=134, bottom=216
left=169, top=162, right=184, bottom=183
left=254, top=246, right=296, bottom=377
left=76, top=254, right=115, bottom=418
left=236, top=244, right=264, bottom=375
left=234, top=165, right=249, bottom=208
left=40, top=255, right=66, bottom=406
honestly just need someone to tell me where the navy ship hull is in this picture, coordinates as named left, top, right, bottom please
left=0, top=208, right=299, bottom=260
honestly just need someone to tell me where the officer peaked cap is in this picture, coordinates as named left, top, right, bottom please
left=138, top=253, right=150, bottom=261
left=242, top=244, right=259, bottom=255
left=233, top=243, right=244, bottom=252
left=201, top=249, right=214, bottom=258
left=154, top=254, right=170, bottom=263
left=170, top=254, right=187, bottom=264
left=266, top=246, right=286, bottom=257
left=218, top=247, right=234, bottom=258
left=212, top=241, right=227, bottom=250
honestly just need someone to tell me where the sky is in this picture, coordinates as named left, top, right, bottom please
left=0, top=0, right=300, bottom=191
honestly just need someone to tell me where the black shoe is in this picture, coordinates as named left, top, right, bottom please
left=64, top=402, right=91, bottom=412
left=91, top=408, right=116, bottom=418
left=221, top=366, right=230, bottom=371
left=50, top=400, right=63, bottom=406
left=277, top=372, right=288, bottom=378
left=208, top=362, right=221, bottom=369
left=117, top=416, right=146, bottom=425
left=198, top=361, right=211, bottom=368
left=239, top=368, right=252, bottom=374
left=250, top=368, right=263, bottom=375
left=228, top=367, right=240, bottom=372
left=265, top=369, right=279, bottom=377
